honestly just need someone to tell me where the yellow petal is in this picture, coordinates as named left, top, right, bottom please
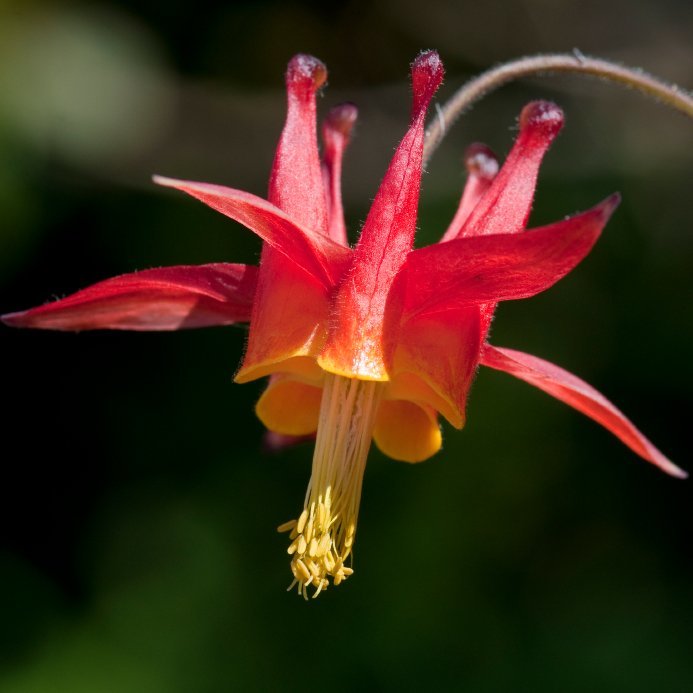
left=255, top=377, right=322, bottom=436
left=373, top=400, right=442, bottom=463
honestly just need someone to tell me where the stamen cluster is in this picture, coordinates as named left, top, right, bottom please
left=278, top=374, right=383, bottom=598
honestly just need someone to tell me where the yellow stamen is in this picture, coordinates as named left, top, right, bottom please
left=278, top=373, right=384, bottom=597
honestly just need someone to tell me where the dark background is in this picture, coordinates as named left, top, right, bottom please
left=0, top=0, right=691, bottom=691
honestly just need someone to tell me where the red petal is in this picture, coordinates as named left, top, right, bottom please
left=440, top=143, right=499, bottom=242
left=459, top=101, right=564, bottom=238
left=2, top=263, right=257, bottom=331
left=319, top=51, right=444, bottom=379
left=480, top=344, right=686, bottom=479
left=235, top=259, right=328, bottom=383
left=153, top=176, right=349, bottom=288
left=404, top=195, right=619, bottom=316
left=391, top=305, right=483, bottom=428
left=268, top=54, right=329, bottom=233
left=321, top=102, right=358, bottom=246
left=241, top=55, right=338, bottom=383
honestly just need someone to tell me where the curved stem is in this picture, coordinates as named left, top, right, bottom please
left=424, top=53, right=693, bottom=165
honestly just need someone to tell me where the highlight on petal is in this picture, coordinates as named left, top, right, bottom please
left=373, top=400, right=442, bottom=463
left=321, top=102, right=358, bottom=246
left=404, top=195, right=620, bottom=317
left=269, top=54, right=328, bottom=232
left=480, top=344, right=687, bottom=479
left=459, top=101, right=564, bottom=238
left=255, top=376, right=322, bottom=436
left=153, top=176, right=350, bottom=288
left=2, top=263, right=257, bottom=331
left=319, top=51, right=444, bottom=380
left=441, top=143, right=499, bottom=242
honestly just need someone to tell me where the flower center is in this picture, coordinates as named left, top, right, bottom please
left=278, top=373, right=384, bottom=598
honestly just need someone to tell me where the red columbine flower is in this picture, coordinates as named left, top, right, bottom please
left=3, top=51, right=685, bottom=598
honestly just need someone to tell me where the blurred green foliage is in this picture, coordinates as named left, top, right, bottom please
left=0, top=1, right=691, bottom=691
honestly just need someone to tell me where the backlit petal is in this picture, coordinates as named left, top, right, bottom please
left=440, top=143, right=499, bottom=242
left=404, top=195, right=619, bottom=317
left=235, top=261, right=328, bottom=383
left=2, top=264, right=257, bottom=331
left=391, top=306, right=483, bottom=428
left=480, top=344, right=687, bottom=478
left=319, top=51, right=444, bottom=380
left=459, top=101, right=564, bottom=238
left=153, top=177, right=349, bottom=288
left=269, top=54, right=328, bottom=233
left=321, top=103, right=358, bottom=246
left=240, top=55, right=342, bottom=386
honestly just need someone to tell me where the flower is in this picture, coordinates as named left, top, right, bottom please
left=3, top=51, right=685, bottom=599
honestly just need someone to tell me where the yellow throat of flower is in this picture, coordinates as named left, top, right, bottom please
left=278, top=372, right=384, bottom=599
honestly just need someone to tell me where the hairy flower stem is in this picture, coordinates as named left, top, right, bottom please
left=424, top=53, right=693, bottom=166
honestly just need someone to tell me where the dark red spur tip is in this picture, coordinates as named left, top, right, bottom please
left=464, top=143, right=499, bottom=180
left=286, top=54, right=327, bottom=94
left=411, top=50, right=444, bottom=115
left=324, top=102, right=358, bottom=137
left=519, top=101, right=564, bottom=139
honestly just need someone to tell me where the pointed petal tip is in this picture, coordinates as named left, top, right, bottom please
left=654, top=453, right=687, bottom=479
left=152, top=174, right=179, bottom=189
left=411, top=50, right=444, bottom=115
left=668, top=465, right=688, bottom=480
left=464, top=143, right=499, bottom=180
left=519, top=101, right=564, bottom=140
left=324, top=102, right=358, bottom=137
left=286, top=54, right=327, bottom=93
left=600, top=191, right=621, bottom=216
left=2, top=311, right=25, bottom=328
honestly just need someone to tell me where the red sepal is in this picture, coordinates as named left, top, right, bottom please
left=459, top=101, right=564, bottom=238
left=319, top=51, right=444, bottom=379
left=404, top=195, right=619, bottom=316
left=269, top=54, right=328, bottom=232
left=321, top=103, right=358, bottom=246
left=239, top=55, right=337, bottom=383
left=153, top=177, right=349, bottom=288
left=441, top=143, right=499, bottom=242
left=480, top=344, right=686, bottom=478
left=2, top=263, right=257, bottom=331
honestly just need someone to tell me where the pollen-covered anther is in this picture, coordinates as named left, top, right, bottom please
left=279, top=498, right=358, bottom=598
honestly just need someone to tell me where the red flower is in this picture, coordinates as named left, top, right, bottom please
left=3, top=51, right=684, bottom=598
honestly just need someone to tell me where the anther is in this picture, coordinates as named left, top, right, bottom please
left=297, top=535, right=307, bottom=554
left=276, top=519, right=296, bottom=533
left=296, top=509, right=308, bottom=534
left=295, top=559, right=312, bottom=582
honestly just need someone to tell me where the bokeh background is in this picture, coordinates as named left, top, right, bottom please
left=1, top=0, right=691, bottom=691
